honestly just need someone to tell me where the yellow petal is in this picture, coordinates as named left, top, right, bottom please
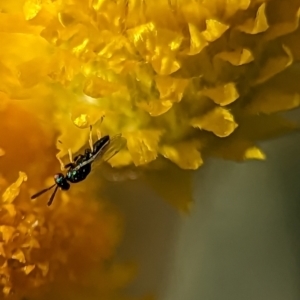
left=2, top=204, right=16, bottom=217
left=244, top=147, right=266, bottom=160
left=23, top=265, right=35, bottom=275
left=0, top=148, right=5, bottom=156
left=73, top=113, right=89, bottom=128
left=237, top=3, right=269, bottom=34
left=215, top=48, right=254, bottom=66
left=191, top=107, right=238, bottom=137
left=23, top=0, right=42, bottom=20
left=127, top=22, right=157, bottom=58
left=0, top=226, right=15, bottom=242
left=12, top=249, right=26, bottom=263
left=151, top=54, right=181, bottom=75
left=71, top=103, right=105, bottom=129
left=1, top=171, right=27, bottom=203
left=213, top=139, right=265, bottom=161
left=159, top=140, right=203, bottom=170
left=202, top=83, right=239, bottom=106
left=187, top=23, right=208, bottom=55
left=124, top=131, right=162, bottom=166
left=137, top=99, right=173, bottom=117
left=155, top=76, right=188, bottom=102
left=202, top=19, right=229, bottom=42
left=83, top=76, right=124, bottom=98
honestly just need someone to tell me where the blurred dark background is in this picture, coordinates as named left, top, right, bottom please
left=105, top=114, right=300, bottom=300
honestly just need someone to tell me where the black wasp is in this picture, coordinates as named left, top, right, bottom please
left=31, top=126, right=126, bottom=206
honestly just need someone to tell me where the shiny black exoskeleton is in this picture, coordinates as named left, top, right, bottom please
left=31, top=134, right=123, bottom=206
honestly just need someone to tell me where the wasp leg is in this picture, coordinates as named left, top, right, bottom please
left=68, top=148, right=74, bottom=163
left=57, top=157, right=65, bottom=171
left=97, top=129, right=101, bottom=140
left=89, top=125, right=94, bottom=152
left=96, top=115, right=105, bottom=140
left=64, top=162, right=75, bottom=168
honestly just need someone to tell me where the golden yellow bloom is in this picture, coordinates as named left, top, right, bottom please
left=1, top=0, right=300, bottom=296
left=0, top=3, right=298, bottom=211
left=1, top=0, right=298, bottom=171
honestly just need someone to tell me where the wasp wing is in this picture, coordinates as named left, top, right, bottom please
left=86, top=134, right=127, bottom=170
left=101, top=134, right=127, bottom=163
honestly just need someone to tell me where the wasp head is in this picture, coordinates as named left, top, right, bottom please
left=54, top=173, right=70, bottom=190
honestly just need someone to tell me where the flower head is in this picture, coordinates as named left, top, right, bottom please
left=1, top=0, right=298, bottom=171
left=0, top=0, right=300, bottom=296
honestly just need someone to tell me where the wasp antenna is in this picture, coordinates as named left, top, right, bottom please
left=47, top=185, right=59, bottom=206
left=31, top=183, right=56, bottom=200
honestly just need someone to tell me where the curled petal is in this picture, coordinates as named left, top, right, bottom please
left=151, top=54, right=181, bottom=75
left=215, top=48, right=254, bottom=66
left=191, top=107, right=238, bottom=137
left=137, top=99, right=173, bottom=116
left=202, top=83, right=239, bottom=106
left=237, top=3, right=269, bottom=34
left=12, top=249, right=26, bottom=263
left=244, top=146, right=266, bottom=160
left=23, top=265, right=35, bottom=275
left=83, top=76, right=124, bottom=98
left=186, top=23, right=208, bottom=55
left=1, top=172, right=27, bottom=204
left=202, top=19, right=229, bottom=42
left=124, top=130, right=162, bottom=166
left=160, top=140, right=203, bottom=170
left=155, top=76, right=188, bottom=102
left=127, top=22, right=157, bottom=59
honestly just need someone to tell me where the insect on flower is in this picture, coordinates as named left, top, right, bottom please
left=31, top=126, right=126, bottom=206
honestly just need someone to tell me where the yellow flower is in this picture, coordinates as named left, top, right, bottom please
left=1, top=0, right=298, bottom=170
left=1, top=0, right=300, bottom=296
